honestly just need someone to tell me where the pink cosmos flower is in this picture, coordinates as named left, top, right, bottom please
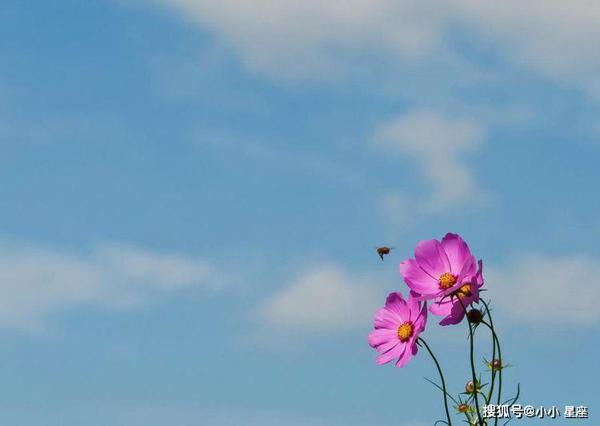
left=400, top=233, right=478, bottom=302
left=429, top=260, right=484, bottom=325
left=368, top=292, right=427, bottom=368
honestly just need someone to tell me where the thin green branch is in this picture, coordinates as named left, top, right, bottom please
left=418, top=337, right=453, bottom=426
left=482, top=306, right=497, bottom=406
left=502, top=383, right=520, bottom=406
left=425, top=377, right=460, bottom=406
left=480, top=300, right=502, bottom=426
left=457, top=298, right=484, bottom=426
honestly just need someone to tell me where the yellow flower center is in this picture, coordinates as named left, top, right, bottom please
left=456, top=284, right=472, bottom=299
left=438, top=272, right=457, bottom=290
left=397, top=321, right=413, bottom=342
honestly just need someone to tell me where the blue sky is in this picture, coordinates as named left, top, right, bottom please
left=1, top=1, right=599, bottom=425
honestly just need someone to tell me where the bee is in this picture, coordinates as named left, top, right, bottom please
left=376, top=246, right=393, bottom=261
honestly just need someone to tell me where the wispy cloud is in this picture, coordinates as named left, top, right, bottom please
left=259, top=253, right=599, bottom=335
left=0, top=241, right=222, bottom=332
left=454, top=1, right=600, bottom=97
left=151, top=0, right=452, bottom=80
left=259, top=263, right=383, bottom=334
left=152, top=0, right=600, bottom=95
left=373, top=109, right=484, bottom=206
left=489, top=254, right=600, bottom=327
left=372, top=109, right=486, bottom=217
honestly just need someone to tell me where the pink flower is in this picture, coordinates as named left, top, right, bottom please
left=400, top=233, right=478, bottom=302
left=429, top=260, right=484, bottom=325
left=368, top=292, right=427, bottom=368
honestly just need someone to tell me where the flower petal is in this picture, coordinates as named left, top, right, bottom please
left=413, top=299, right=428, bottom=331
left=376, top=343, right=405, bottom=365
left=400, top=259, right=439, bottom=296
left=384, top=292, right=410, bottom=320
left=441, top=233, right=472, bottom=274
left=407, top=294, right=425, bottom=323
left=368, top=328, right=397, bottom=348
left=458, top=255, right=477, bottom=281
left=465, top=282, right=480, bottom=304
left=395, top=342, right=417, bottom=368
left=438, top=284, right=480, bottom=326
left=429, top=297, right=453, bottom=317
left=374, top=308, right=401, bottom=329
left=414, top=239, right=451, bottom=278
left=475, top=259, right=484, bottom=287
left=377, top=336, right=402, bottom=354
left=407, top=293, right=420, bottom=318
left=439, top=307, right=465, bottom=326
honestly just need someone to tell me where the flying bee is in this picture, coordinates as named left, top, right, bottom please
left=376, top=246, right=393, bottom=261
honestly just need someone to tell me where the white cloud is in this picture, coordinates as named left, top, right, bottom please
left=373, top=109, right=485, bottom=211
left=94, top=243, right=216, bottom=290
left=153, top=0, right=600, bottom=94
left=489, top=254, right=600, bottom=326
left=0, top=241, right=221, bottom=332
left=454, top=1, right=600, bottom=96
left=152, top=0, right=452, bottom=80
left=260, top=254, right=600, bottom=334
left=260, top=264, right=382, bottom=333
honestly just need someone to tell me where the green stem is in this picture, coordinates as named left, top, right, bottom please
left=481, top=319, right=502, bottom=426
left=418, top=337, right=452, bottom=426
left=457, top=298, right=483, bottom=426
left=424, top=377, right=460, bottom=406
left=482, top=303, right=497, bottom=406
left=480, top=299, right=502, bottom=426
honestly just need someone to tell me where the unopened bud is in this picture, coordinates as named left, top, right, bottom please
left=458, top=403, right=470, bottom=413
left=465, top=380, right=479, bottom=394
left=490, top=359, right=502, bottom=371
left=466, top=308, right=483, bottom=324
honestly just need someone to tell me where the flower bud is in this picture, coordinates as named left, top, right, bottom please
left=490, top=359, right=502, bottom=371
left=457, top=403, right=470, bottom=413
left=466, top=308, right=483, bottom=324
left=465, top=380, right=479, bottom=394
